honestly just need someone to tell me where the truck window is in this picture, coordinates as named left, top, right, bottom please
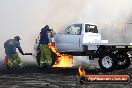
left=64, top=24, right=82, bottom=35
left=85, top=24, right=98, bottom=33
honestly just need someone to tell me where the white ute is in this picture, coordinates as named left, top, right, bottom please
left=35, top=23, right=132, bottom=72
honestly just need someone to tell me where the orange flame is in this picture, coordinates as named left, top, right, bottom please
left=53, top=54, right=73, bottom=67
left=48, top=42, right=73, bottom=67
left=78, top=66, right=86, bottom=76
left=48, top=42, right=61, bottom=57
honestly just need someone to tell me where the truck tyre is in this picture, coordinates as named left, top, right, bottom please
left=115, top=52, right=131, bottom=70
left=98, top=53, right=118, bottom=72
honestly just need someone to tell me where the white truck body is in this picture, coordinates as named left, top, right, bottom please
left=54, top=23, right=132, bottom=53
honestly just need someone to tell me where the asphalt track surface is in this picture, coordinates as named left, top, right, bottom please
left=0, top=62, right=132, bottom=88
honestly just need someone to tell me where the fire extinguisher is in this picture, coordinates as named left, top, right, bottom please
left=3, top=56, right=8, bottom=65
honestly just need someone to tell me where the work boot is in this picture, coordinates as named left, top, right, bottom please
left=46, top=65, right=52, bottom=68
left=40, top=60, right=48, bottom=68
left=40, top=62, right=47, bottom=68
left=40, top=63, right=44, bottom=68
left=19, top=64, right=25, bottom=69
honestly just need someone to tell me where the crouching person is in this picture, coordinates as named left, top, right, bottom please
left=4, top=36, right=25, bottom=69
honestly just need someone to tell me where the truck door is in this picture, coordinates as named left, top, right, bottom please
left=55, top=24, right=82, bottom=52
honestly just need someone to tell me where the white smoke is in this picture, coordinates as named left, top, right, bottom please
left=0, top=0, right=132, bottom=66
left=79, top=0, right=132, bottom=42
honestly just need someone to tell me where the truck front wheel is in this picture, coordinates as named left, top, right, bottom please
left=98, top=53, right=118, bottom=72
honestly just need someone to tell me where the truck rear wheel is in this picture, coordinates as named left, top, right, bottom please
left=98, top=53, right=118, bottom=72
left=115, top=52, right=131, bottom=70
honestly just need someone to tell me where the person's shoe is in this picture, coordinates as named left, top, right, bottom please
left=40, top=60, right=48, bottom=68
left=46, top=65, right=52, bottom=68
left=19, top=64, right=25, bottom=69
left=40, top=63, right=44, bottom=68
left=40, top=62, right=48, bottom=68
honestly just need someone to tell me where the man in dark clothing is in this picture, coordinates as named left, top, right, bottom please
left=4, top=36, right=25, bottom=68
left=39, top=25, right=52, bottom=45
left=38, top=25, right=53, bottom=68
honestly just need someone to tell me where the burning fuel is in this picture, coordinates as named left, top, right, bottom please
left=52, top=54, right=73, bottom=67
left=48, top=42, right=73, bottom=67
left=48, top=42, right=61, bottom=57
left=78, top=66, right=86, bottom=76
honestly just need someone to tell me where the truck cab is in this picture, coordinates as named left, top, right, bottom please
left=54, top=23, right=104, bottom=53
